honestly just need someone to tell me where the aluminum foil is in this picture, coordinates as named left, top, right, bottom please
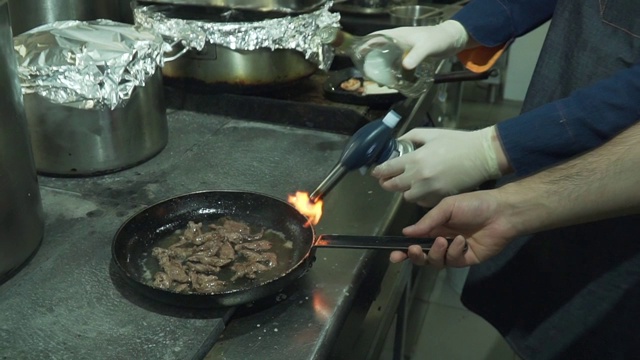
left=14, top=19, right=170, bottom=110
left=134, top=2, right=340, bottom=71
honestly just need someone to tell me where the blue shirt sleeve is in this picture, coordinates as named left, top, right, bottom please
left=497, top=62, right=640, bottom=176
left=451, top=0, right=557, bottom=46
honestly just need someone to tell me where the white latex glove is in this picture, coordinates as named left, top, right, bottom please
left=370, top=126, right=503, bottom=208
left=373, top=20, right=469, bottom=70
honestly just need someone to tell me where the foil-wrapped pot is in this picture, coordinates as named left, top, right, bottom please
left=134, top=2, right=340, bottom=71
left=14, top=19, right=170, bottom=110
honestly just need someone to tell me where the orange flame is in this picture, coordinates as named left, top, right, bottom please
left=287, top=191, right=323, bottom=227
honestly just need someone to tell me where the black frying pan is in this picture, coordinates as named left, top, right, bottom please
left=111, top=190, right=439, bottom=308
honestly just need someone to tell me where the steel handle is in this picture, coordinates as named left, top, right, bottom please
left=433, top=69, right=498, bottom=84
left=314, top=234, right=453, bottom=251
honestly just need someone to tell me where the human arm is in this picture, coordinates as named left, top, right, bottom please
left=392, top=119, right=640, bottom=268
left=451, top=0, right=556, bottom=47
left=372, top=60, right=640, bottom=206
left=499, top=62, right=640, bottom=176
left=373, top=0, right=556, bottom=71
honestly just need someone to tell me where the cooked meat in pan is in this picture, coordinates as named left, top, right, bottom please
left=148, top=217, right=290, bottom=294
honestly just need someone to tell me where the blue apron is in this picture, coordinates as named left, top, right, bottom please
left=461, top=1, right=640, bottom=359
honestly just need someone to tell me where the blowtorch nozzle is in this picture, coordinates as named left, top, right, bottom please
left=309, top=109, right=404, bottom=203
left=309, top=164, right=347, bottom=203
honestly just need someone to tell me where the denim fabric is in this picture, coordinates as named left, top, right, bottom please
left=462, top=215, right=640, bottom=360
left=452, top=0, right=557, bottom=47
left=454, top=0, right=640, bottom=176
left=449, top=2, right=640, bottom=359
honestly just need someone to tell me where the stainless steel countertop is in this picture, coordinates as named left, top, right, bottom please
left=0, top=106, right=408, bottom=360
left=1, top=61, right=441, bottom=358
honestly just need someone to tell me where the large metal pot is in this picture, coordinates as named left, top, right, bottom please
left=24, top=70, right=168, bottom=176
left=136, top=4, right=328, bottom=90
left=7, top=0, right=120, bottom=35
left=162, top=43, right=316, bottom=89
left=0, top=0, right=44, bottom=280
left=15, top=20, right=170, bottom=176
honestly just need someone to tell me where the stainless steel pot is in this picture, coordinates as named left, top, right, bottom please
left=24, top=69, right=169, bottom=176
left=388, top=5, right=443, bottom=26
left=7, top=0, right=120, bottom=35
left=0, top=0, right=44, bottom=279
left=162, top=43, right=317, bottom=89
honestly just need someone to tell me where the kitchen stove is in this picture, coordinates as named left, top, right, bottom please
left=163, top=69, right=414, bottom=136
left=0, top=5, right=464, bottom=360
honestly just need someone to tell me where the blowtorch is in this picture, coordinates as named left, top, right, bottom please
left=309, top=108, right=413, bottom=203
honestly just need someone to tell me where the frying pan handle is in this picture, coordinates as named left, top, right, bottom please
left=315, top=234, right=453, bottom=251
left=433, top=69, right=498, bottom=84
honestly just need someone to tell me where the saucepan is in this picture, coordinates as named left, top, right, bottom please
left=111, top=190, right=438, bottom=308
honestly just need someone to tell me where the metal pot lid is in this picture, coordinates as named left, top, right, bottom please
left=137, top=0, right=328, bottom=14
left=14, top=19, right=170, bottom=110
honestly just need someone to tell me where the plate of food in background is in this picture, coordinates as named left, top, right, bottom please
left=323, top=67, right=405, bottom=107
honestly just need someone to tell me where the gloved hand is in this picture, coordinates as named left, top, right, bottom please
left=372, top=20, right=470, bottom=70
left=370, top=126, right=504, bottom=208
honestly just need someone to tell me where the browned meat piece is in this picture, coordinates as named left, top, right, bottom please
left=193, top=231, right=223, bottom=246
left=153, top=272, right=171, bottom=289
left=210, top=218, right=264, bottom=242
left=183, top=221, right=203, bottom=242
left=157, top=256, right=190, bottom=283
left=169, top=236, right=190, bottom=249
left=234, top=240, right=272, bottom=252
left=152, top=247, right=171, bottom=263
left=151, top=217, right=283, bottom=294
left=152, top=246, right=192, bottom=262
left=218, top=241, right=235, bottom=260
left=167, top=246, right=195, bottom=261
left=191, top=272, right=226, bottom=294
left=193, top=237, right=223, bottom=256
left=230, top=262, right=270, bottom=281
left=221, top=218, right=252, bottom=233
left=186, top=261, right=220, bottom=274
left=239, top=249, right=278, bottom=268
left=173, top=282, right=190, bottom=293
left=224, top=232, right=244, bottom=243
left=187, top=254, right=233, bottom=267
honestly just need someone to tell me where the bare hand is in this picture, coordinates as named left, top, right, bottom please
left=389, top=189, right=519, bottom=268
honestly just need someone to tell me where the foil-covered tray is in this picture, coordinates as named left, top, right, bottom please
left=138, top=0, right=327, bottom=14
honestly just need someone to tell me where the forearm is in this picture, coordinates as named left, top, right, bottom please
left=497, top=62, right=640, bottom=176
left=451, top=0, right=556, bottom=73
left=452, top=0, right=556, bottom=47
left=496, top=120, right=640, bottom=236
